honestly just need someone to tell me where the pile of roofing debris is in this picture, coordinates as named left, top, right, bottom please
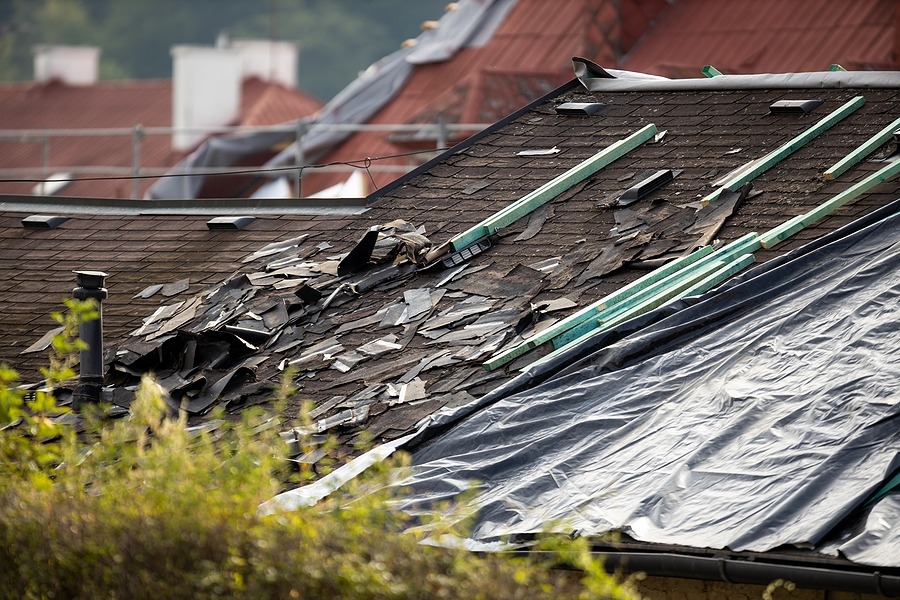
left=105, top=174, right=751, bottom=441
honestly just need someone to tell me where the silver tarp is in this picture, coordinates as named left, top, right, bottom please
left=391, top=202, right=900, bottom=565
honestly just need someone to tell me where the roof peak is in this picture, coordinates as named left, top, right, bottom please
left=573, top=57, right=900, bottom=92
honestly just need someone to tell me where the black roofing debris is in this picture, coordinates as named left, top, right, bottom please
left=106, top=187, right=671, bottom=430
left=105, top=219, right=572, bottom=423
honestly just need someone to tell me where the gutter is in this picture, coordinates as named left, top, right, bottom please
left=603, top=552, right=900, bottom=597
left=524, top=551, right=900, bottom=597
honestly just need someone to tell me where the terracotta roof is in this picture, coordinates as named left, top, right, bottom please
left=622, top=0, right=900, bottom=76
left=298, top=0, right=663, bottom=196
left=184, top=0, right=898, bottom=200
left=0, top=77, right=322, bottom=198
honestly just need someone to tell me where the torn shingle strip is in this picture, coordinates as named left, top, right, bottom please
left=517, top=146, right=561, bottom=156
left=403, top=288, right=434, bottom=320
left=134, top=283, right=164, bottom=299
left=461, top=180, right=491, bottom=195
left=513, top=204, right=554, bottom=242
left=21, top=326, right=64, bottom=354
left=242, top=234, right=310, bottom=262
left=161, top=278, right=190, bottom=297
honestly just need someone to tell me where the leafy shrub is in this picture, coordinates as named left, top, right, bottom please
left=0, top=303, right=639, bottom=600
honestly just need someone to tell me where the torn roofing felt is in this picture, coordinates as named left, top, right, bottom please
left=384, top=200, right=900, bottom=565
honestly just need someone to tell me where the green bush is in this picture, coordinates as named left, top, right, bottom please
left=0, top=303, right=639, bottom=600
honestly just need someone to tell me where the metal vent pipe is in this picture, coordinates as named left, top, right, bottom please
left=72, top=270, right=108, bottom=410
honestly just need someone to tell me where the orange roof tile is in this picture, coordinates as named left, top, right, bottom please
left=622, top=0, right=899, bottom=76
left=0, top=77, right=321, bottom=198
left=152, top=0, right=900, bottom=199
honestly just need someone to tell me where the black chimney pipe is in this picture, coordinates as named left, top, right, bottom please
left=72, top=270, right=108, bottom=410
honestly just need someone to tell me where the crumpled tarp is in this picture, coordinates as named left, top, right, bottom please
left=388, top=201, right=900, bottom=565
left=147, top=0, right=516, bottom=200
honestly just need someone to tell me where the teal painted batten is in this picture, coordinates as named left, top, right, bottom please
left=823, top=116, right=900, bottom=181
left=550, top=234, right=760, bottom=349
left=449, top=123, right=658, bottom=252
left=551, top=258, right=732, bottom=349
left=760, top=157, right=900, bottom=249
left=482, top=244, right=714, bottom=371
left=527, top=253, right=757, bottom=372
left=702, top=95, right=866, bottom=205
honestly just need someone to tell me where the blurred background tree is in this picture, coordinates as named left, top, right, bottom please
left=0, top=0, right=448, bottom=100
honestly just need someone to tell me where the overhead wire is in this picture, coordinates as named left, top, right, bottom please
left=0, top=147, right=441, bottom=185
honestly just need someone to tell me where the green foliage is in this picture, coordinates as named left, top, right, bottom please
left=0, top=303, right=640, bottom=599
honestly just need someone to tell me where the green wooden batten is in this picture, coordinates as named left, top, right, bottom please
left=552, top=258, right=732, bottom=349
left=448, top=123, right=658, bottom=252
left=550, top=234, right=760, bottom=349
left=760, top=157, right=900, bottom=249
left=526, top=253, right=757, bottom=372
left=599, top=254, right=755, bottom=335
left=702, top=65, right=723, bottom=78
left=482, top=244, right=714, bottom=371
left=701, top=95, right=866, bottom=205
left=678, top=253, right=756, bottom=297
left=822, top=116, right=900, bottom=181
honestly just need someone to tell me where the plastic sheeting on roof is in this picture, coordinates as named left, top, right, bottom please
left=386, top=201, right=900, bottom=565
left=406, top=0, right=516, bottom=64
left=146, top=0, right=515, bottom=200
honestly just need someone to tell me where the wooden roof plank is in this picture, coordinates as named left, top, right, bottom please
left=527, top=253, right=757, bottom=371
left=550, top=235, right=760, bottom=349
left=482, top=243, right=714, bottom=371
left=760, top=157, right=900, bottom=248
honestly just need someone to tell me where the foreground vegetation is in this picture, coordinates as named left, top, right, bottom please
left=0, top=302, right=638, bottom=599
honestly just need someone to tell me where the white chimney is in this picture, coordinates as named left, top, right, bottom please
left=33, top=45, right=100, bottom=85
left=171, top=45, right=242, bottom=152
left=233, top=40, right=298, bottom=87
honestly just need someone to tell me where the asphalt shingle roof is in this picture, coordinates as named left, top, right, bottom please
left=5, top=69, right=898, bottom=430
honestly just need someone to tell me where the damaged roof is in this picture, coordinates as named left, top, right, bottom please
left=52, top=67, right=900, bottom=425
left=3, top=63, right=900, bottom=581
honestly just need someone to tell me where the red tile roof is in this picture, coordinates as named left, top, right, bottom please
left=300, top=0, right=653, bottom=196
left=0, top=77, right=322, bottom=198
left=622, top=0, right=899, bottom=76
